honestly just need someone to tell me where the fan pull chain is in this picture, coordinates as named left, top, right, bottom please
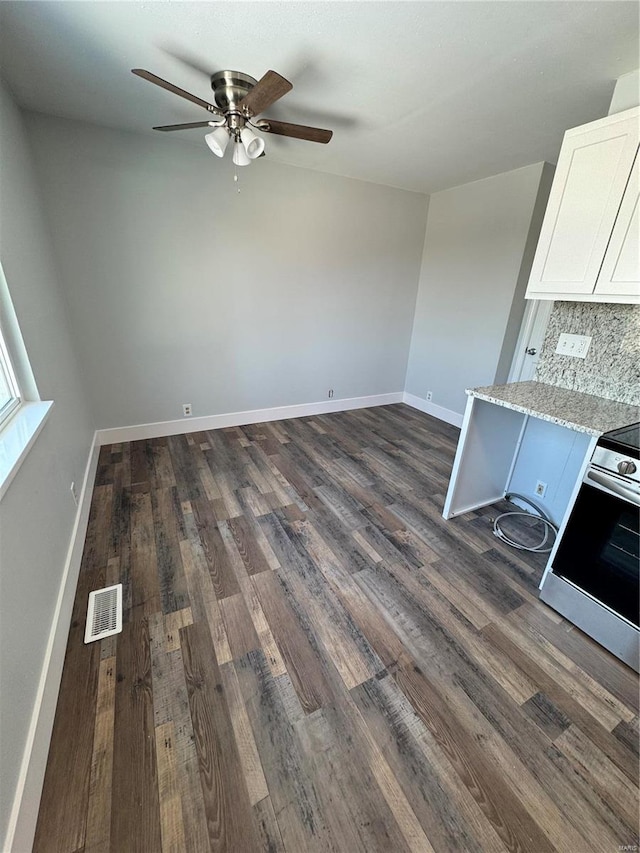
left=234, top=166, right=240, bottom=193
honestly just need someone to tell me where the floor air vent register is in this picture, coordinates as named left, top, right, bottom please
left=84, top=583, right=123, bottom=643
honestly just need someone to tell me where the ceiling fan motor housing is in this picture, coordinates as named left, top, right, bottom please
left=133, top=66, right=332, bottom=146
left=210, top=70, right=258, bottom=113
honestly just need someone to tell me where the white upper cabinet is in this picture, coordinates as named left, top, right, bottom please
left=596, top=152, right=639, bottom=296
left=526, top=107, right=639, bottom=303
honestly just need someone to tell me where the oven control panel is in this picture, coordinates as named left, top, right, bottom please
left=591, top=446, right=640, bottom=484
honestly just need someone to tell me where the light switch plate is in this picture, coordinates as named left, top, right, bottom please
left=555, top=333, right=592, bottom=359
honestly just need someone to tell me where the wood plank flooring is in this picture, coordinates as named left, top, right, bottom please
left=34, top=404, right=639, bottom=853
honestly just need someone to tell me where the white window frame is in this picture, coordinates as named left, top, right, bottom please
left=0, top=262, right=53, bottom=500
left=0, top=321, right=21, bottom=427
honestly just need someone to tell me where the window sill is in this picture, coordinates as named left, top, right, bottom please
left=0, top=401, right=53, bottom=501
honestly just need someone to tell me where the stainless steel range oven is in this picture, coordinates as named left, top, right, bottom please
left=540, top=422, right=640, bottom=671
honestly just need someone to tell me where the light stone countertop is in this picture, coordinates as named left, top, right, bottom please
left=467, top=380, right=639, bottom=437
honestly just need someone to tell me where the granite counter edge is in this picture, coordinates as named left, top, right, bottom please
left=465, top=390, right=602, bottom=436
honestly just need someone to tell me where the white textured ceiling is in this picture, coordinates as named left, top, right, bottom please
left=0, top=1, right=638, bottom=193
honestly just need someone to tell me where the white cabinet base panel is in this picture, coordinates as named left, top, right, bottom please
left=443, top=396, right=525, bottom=518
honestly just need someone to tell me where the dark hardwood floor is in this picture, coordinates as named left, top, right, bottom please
left=34, top=404, right=639, bottom=852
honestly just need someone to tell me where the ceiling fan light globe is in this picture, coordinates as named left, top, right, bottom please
left=240, top=126, right=265, bottom=159
left=205, top=127, right=230, bottom=157
left=232, top=140, right=251, bottom=166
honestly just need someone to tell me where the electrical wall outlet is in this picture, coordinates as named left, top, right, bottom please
left=555, top=333, right=592, bottom=359
left=328, top=389, right=334, bottom=399
left=535, top=480, right=547, bottom=498
left=70, top=481, right=78, bottom=507
left=182, top=403, right=192, bottom=417
left=426, top=391, right=433, bottom=402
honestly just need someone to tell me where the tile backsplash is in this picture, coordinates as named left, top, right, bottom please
left=535, top=301, right=640, bottom=406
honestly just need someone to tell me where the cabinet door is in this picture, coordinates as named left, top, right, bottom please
left=596, top=152, right=640, bottom=299
left=526, top=109, right=639, bottom=296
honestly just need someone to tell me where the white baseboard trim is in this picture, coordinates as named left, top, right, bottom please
left=5, top=433, right=100, bottom=853
left=96, top=392, right=405, bottom=445
left=443, top=496, right=504, bottom=519
left=402, top=392, right=463, bottom=428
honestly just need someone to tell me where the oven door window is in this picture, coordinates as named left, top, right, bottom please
left=552, top=482, right=639, bottom=626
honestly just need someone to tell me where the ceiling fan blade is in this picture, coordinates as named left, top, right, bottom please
left=259, top=119, right=333, bottom=144
left=153, top=121, right=213, bottom=132
left=132, top=69, right=223, bottom=115
left=237, top=70, right=292, bottom=117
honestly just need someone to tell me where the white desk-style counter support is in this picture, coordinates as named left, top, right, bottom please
left=443, top=396, right=530, bottom=518
left=443, top=381, right=638, bottom=522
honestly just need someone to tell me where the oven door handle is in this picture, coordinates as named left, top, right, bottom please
left=586, top=469, right=640, bottom=507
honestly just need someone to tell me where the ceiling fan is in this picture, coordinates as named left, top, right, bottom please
left=132, top=68, right=333, bottom=166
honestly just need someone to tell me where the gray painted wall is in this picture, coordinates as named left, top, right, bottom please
left=507, top=417, right=593, bottom=525
left=608, top=68, right=639, bottom=115
left=404, top=162, right=551, bottom=416
left=0, top=83, right=94, bottom=847
left=24, top=113, right=429, bottom=429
